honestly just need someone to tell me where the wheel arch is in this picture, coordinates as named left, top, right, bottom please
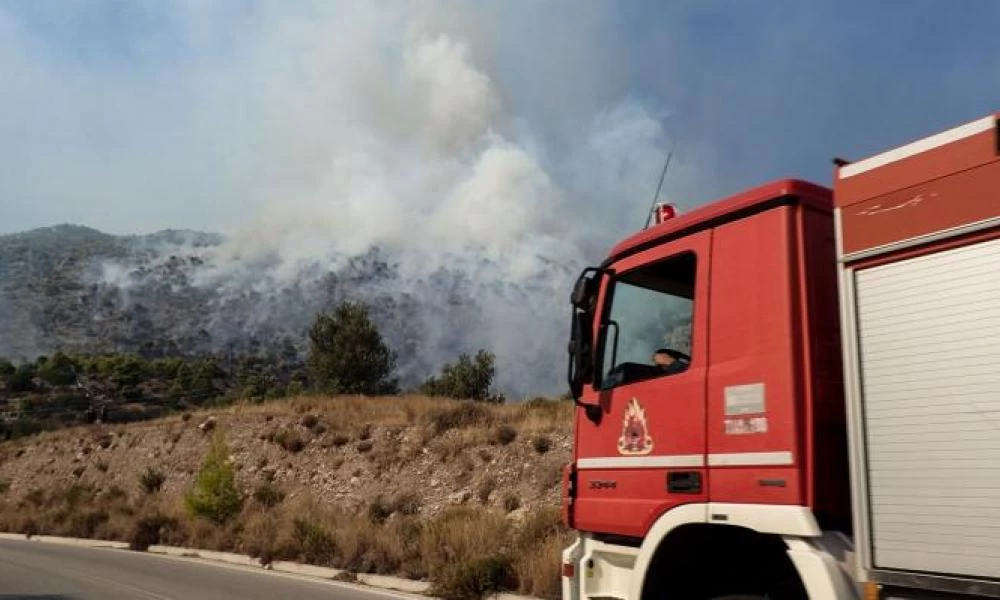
left=628, top=503, right=853, bottom=600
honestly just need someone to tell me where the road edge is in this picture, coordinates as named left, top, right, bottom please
left=0, top=531, right=540, bottom=600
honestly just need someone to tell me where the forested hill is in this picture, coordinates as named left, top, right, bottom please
left=0, top=224, right=575, bottom=398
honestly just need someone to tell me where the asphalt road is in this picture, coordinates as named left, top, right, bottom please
left=0, top=538, right=410, bottom=600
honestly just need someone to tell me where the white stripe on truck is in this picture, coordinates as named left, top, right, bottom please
left=838, top=115, right=995, bottom=178
left=576, top=451, right=794, bottom=470
left=577, top=455, right=705, bottom=469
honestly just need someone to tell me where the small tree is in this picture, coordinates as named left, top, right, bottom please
left=184, top=429, right=243, bottom=524
left=0, top=358, right=15, bottom=378
left=38, top=352, right=77, bottom=387
left=307, top=302, right=399, bottom=395
left=190, top=360, right=220, bottom=403
left=7, top=364, right=36, bottom=393
left=421, top=350, right=497, bottom=401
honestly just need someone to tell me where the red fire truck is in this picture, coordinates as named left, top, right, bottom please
left=562, top=111, right=1000, bottom=599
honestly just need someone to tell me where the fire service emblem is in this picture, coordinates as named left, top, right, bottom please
left=617, top=398, right=654, bottom=455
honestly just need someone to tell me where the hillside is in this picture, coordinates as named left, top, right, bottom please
left=0, top=395, right=574, bottom=599
left=0, top=225, right=577, bottom=397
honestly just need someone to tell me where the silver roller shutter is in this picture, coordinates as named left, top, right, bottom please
left=855, top=236, right=1000, bottom=579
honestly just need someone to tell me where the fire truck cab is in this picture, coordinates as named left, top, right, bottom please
left=563, top=112, right=1000, bottom=599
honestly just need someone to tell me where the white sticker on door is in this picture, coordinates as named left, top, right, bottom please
left=724, top=383, right=766, bottom=416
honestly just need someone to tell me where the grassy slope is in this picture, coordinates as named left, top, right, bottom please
left=0, top=395, right=575, bottom=599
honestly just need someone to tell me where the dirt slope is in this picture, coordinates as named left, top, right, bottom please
left=0, top=395, right=572, bottom=515
left=0, top=395, right=575, bottom=599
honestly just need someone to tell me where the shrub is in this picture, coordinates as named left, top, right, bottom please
left=68, top=509, right=109, bottom=539
left=7, top=364, right=36, bottom=393
left=515, top=530, right=568, bottom=599
left=516, top=506, right=563, bottom=550
left=307, top=302, right=399, bottom=395
left=502, top=493, right=521, bottom=513
left=476, top=477, right=496, bottom=504
left=129, top=514, right=177, bottom=551
left=274, top=429, right=306, bottom=453
left=368, top=496, right=394, bottom=525
left=37, top=352, right=78, bottom=386
left=139, top=467, right=166, bottom=494
left=293, top=517, right=337, bottom=564
left=429, top=402, right=491, bottom=436
left=431, top=554, right=516, bottom=600
left=492, top=424, right=518, bottom=446
left=356, top=439, right=374, bottom=453
left=0, top=358, right=14, bottom=377
left=420, top=350, right=497, bottom=401
left=300, top=414, right=319, bottom=429
left=253, top=483, right=285, bottom=509
left=532, top=436, right=552, bottom=454
left=331, top=433, right=350, bottom=448
left=184, top=430, right=243, bottom=524
left=392, top=491, right=421, bottom=516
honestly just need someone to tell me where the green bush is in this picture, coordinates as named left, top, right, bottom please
left=420, top=350, right=498, bottom=401
left=110, top=356, right=146, bottom=390
left=431, top=554, right=516, bottom=600
left=37, top=352, right=77, bottom=386
left=184, top=430, right=243, bottom=524
left=6, top=364, right=36, bottom=393
left=307, top=301, right=399, bottom=395
left=0, top=358, right=16, bottom=377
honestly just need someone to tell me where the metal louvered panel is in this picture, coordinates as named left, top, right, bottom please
left=855, top=236, right=1000, bottom=579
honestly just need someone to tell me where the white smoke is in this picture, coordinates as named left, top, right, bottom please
left=3, top=1, right=706, bottom=396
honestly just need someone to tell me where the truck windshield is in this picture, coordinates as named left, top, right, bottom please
left=599, top=252, right=695, bottom=389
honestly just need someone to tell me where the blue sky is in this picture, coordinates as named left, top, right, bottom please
left=2, top=1, right=999, bottom=249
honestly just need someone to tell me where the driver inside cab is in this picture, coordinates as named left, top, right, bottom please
left=652, top=348, right=688, bottom=376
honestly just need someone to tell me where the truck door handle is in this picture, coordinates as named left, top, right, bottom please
left=667, top=471, right=702, bottom=494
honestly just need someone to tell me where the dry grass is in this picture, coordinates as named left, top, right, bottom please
left=238, top=394, right=570, bottom=436
left=0, top=482, right=569, bottom=600
left=0, top=394, right=574, bottom=600
left=516, top=530, right=574, bottom=599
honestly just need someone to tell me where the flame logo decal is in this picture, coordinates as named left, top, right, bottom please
left=617, top=397, right=654, bottom=455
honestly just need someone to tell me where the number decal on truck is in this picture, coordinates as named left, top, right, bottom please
left=724, top=416, right=769, bottom=435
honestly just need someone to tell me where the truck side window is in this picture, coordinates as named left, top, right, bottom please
left=599, top=252, right=695, bottom=390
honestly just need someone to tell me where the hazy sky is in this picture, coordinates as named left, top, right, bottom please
left=2, top=0, right=1000, bottom=254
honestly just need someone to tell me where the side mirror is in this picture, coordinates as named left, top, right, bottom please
left=571, top=273, right=598, bottom=309
left=567, top=267, right=610, bottom=404
left=567, top=309, right=594, bottom=399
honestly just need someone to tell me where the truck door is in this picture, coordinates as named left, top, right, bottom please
left=573, top=231, right=711, bottom=538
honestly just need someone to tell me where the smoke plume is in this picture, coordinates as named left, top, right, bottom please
left=1, top=1, right=710, bottom=396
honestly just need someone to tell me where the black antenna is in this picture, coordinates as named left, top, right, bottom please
left=643, top=151, right=673, bottom=229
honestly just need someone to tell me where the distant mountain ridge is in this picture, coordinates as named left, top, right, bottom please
left=0, top=224, right=575, bottom=397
